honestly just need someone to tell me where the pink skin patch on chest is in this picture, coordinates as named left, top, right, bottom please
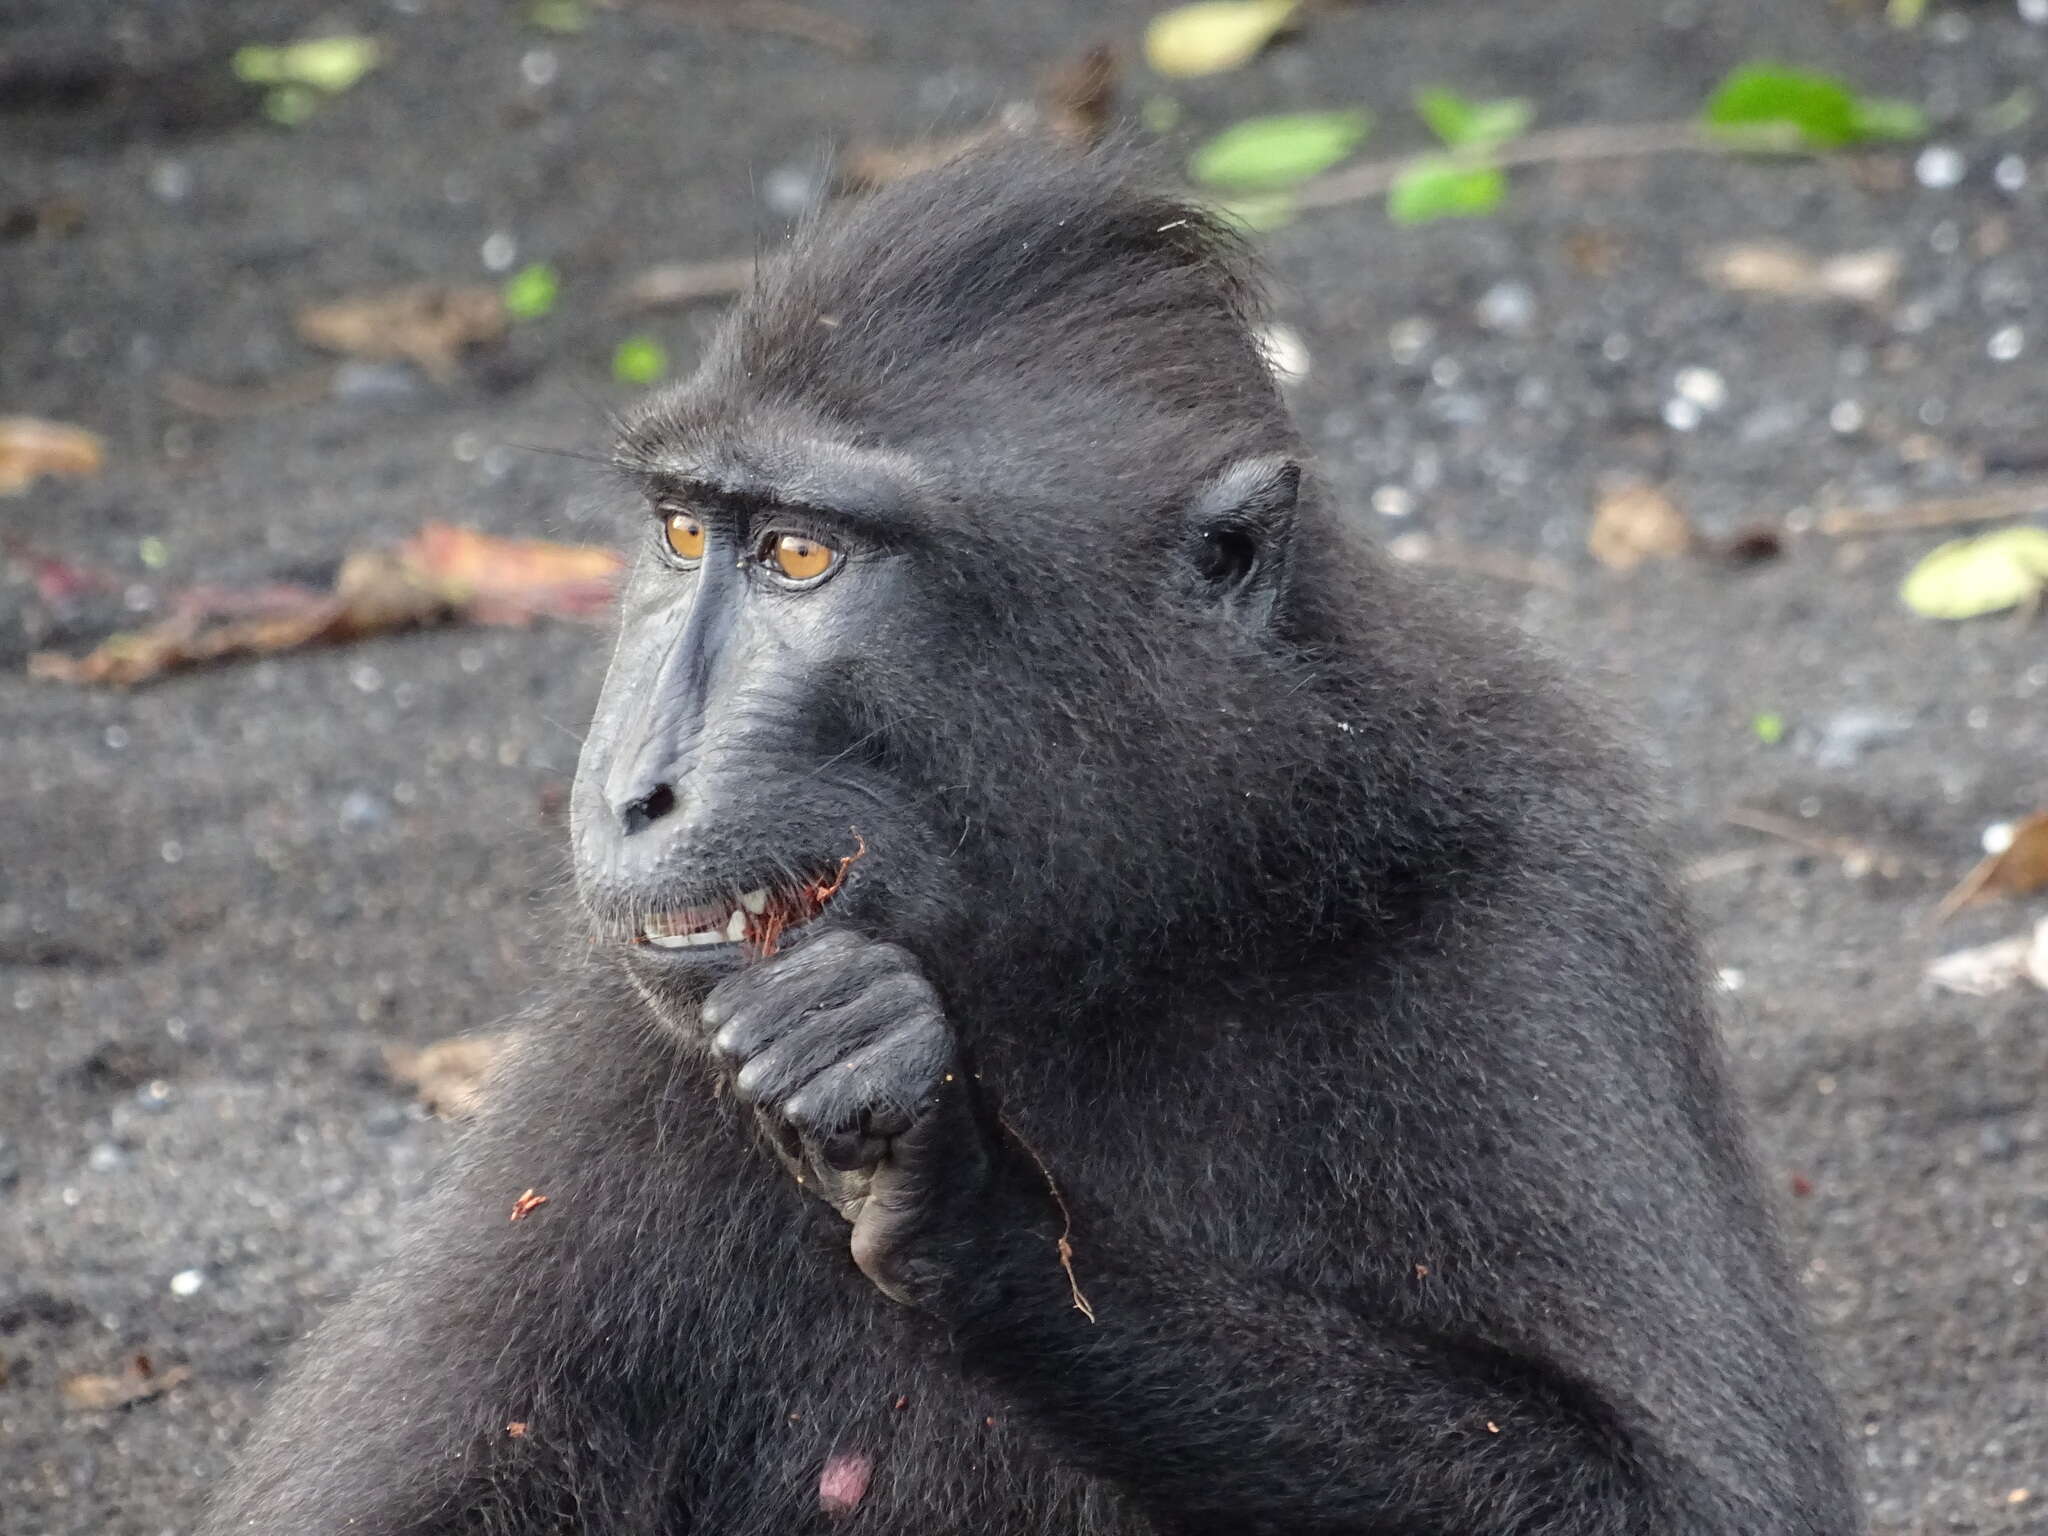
left=819, top=1451, right=873, bottom=1518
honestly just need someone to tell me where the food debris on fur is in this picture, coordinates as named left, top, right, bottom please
left=635, top=831, right=869, bottom=959
left=506, top=1421, right=529, bottom=1439
left=509, top=1189, right=549, bottom=1221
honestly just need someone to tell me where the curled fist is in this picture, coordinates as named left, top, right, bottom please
left=702, top=932, right=1038, bottom=1310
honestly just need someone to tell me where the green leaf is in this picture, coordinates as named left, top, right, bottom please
left=1751, top=711, right=1786, bottom=746
left=1886, top=0, right=1927, bottom=26
left=525, top=0, right=589, bottom=32
left=1144, top=0, right=1298, bottom=80
left=1900, top=527, right=2048, bottom=620
left=612, top=336, right=669, bottom=386
left=1215, top=192, right=1297, bottom=232
left=503, top=264, right=561, bottom=322
left=233, top=36, right=382, bottom=94
left=1849, top=96, right=1929, bottom=142
left=1415, top=87, right=1532, bottom=150
left=1188, top=110, right=1372, bottom=192
left=1387, top=157, right=1506, bottom=224
left=1703, top=63, right=1925, bottom=150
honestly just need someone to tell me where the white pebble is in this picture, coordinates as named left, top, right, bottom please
left=520, top=48, right=558, bottom=88
left=1829, top=400, right=1866, bottom=435
left=1255, top=323, right=1311, bottom=386
left=1662, top=397, right=1703, bottom=433
left=2023, top=0, right=2048, bottom=23
left=1673, top=367, right=1727, bottom=412
left=170, top=1269, right=205, bottom=1297
left=1989, top=325, right=2025, bottom=362
left=480, top=231, right=518, bottom=272
left=1915, top=146, right=1966, bottom=190
left=1371, top=485, right=1414, bottom=519
left=1716, top=968, right=1745, bottom=993
left=1995, top=154, right=2029, bottom=193
left=1474, top=279, right=1538, bottom=336
left=149, top=160, right=192, bottom=203
left=1983, top=821, right=2016, bottom=855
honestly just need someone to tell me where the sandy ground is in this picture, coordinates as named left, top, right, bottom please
left=3, top=1, right=2046, bottom=1531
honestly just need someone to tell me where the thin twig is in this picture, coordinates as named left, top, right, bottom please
left=1724, top=806, right=1925, bottom=880
left=1289, top=119, right=1757, bottom=213
left=1385, top=533, right=1572, bottom=591
left=613, top=255, right=758, bottom=313
left=1816, top=480, right=2048, bottom=538
left=998, top=1110, right=1096, bottom=1324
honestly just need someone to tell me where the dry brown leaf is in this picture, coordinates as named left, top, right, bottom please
left=1589, top=482, right=1693, bottom=572
left=61, top=1356, right=191, bottom=1412
left=1700, top=242, right=1900, bottom=308
left=0, top=417, right=105, bottom=495
left=295, top=284, right=506, bottom=382
left=28, top=525, right=623, bottom=687
left=1040, top=43, right=1120, bottom=148
left=1936, top=812, right=2048, bottom=921
left=401, top=524, right=622, bottom=622
left=384, top=1033, right=506, bottom=1118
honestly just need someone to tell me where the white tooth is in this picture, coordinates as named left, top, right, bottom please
left=741, top=888, right=769, bottom=915
left=726, top=909, right=748, bottom=942
left=646, top=929, right=730, bottom=949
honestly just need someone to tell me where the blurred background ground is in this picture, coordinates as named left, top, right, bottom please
left=3, top=1, right=2047, bottom=1531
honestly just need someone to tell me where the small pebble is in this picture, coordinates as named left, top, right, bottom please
left=331, top=361, right=420, bottom=402
left=520, top=48, right=559, bottom=88
left=169, top=1269, right=205, bottom=1297
left=761, top=164, right=823, bottom=218
left=339, top=789, right=391, bottom=830
left=1474, top=279, right=1537, bottom=336
left=1994, top=154, right=2029, bottom=194
left=480, top=231, right=518, bottom=272
left=1915, top=146, right=1966, bottom=190
left=1387, top=318, right=1433, bottom=365
left=1674, top=367, right=1726, bottom=412
left=1829, top=400, right=1866, bottom=435
left=1988, top=325, right=2025, bottom=362
left=148, top=160, right=192, bottom=203
left=1371, top=485, right=1414, bottom=519
left=1662, top=397, right=1703, bottom=433
left=1983, top=821, right=2015, bottom=856
left=1255, top=323, right=1310, bottom=386
left=87, top=1143, right=125, bottom=1173
left=2023, top=0, right=2048, bottom=23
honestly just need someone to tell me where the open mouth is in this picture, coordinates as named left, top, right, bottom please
left=632, top=834, right=864, bottom=960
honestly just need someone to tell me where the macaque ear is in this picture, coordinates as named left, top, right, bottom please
left=1183, top=455, right=1300, bottom=624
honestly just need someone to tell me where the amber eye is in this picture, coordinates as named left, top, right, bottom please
left=763, top=533, right=836, bottom=583
left=662, top=511, right=705, bottom=564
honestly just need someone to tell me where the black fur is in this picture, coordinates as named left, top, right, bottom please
left=203, top=145, right=1858, bottom=1536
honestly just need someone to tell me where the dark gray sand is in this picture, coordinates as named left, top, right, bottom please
left=3, top=1, right=2045, bottom=1531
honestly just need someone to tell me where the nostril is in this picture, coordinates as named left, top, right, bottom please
left=616, top=782, right=676, bottom=836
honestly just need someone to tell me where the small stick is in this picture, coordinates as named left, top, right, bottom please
left=613, top=256, right=758, bottom=313
left=997, top=1111, right=1096, bottom=1324
left=1288, top=119, right=1781, bottom=213
left=1815, top=481, right=2048, bottom=538
left=1724, top=806, right=1922, bottom=880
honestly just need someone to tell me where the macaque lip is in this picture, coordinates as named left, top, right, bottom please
left=626, top=834, right=867, bottom=963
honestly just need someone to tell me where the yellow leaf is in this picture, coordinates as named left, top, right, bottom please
left=0, top=417, right=104, bottom=495
left=1144, top=0, right=1297, bottom=80
left=1899, top=526, right=2048, bottom=619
